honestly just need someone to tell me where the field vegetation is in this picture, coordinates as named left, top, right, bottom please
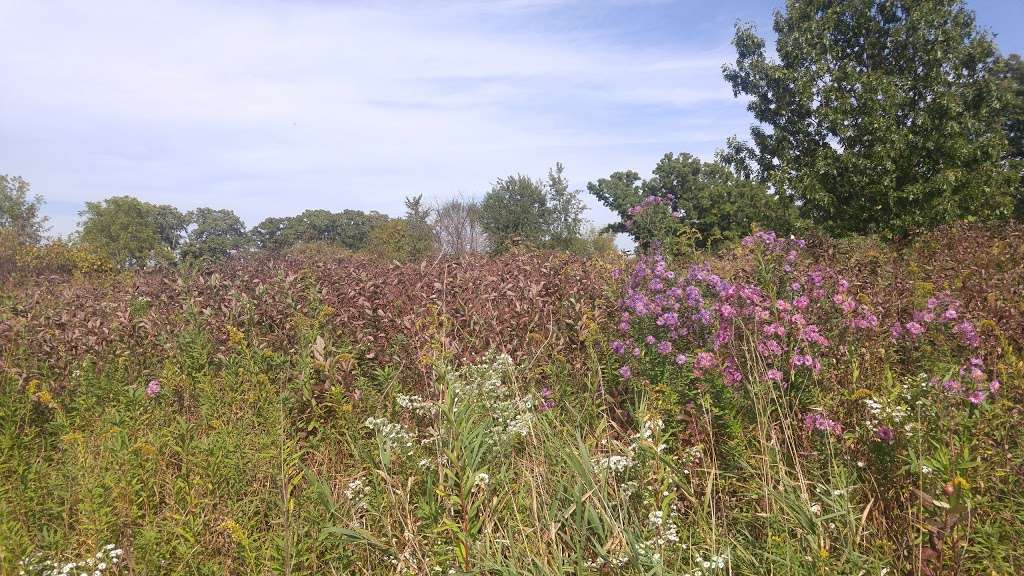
left=3, top=0, right=1024, bottom=574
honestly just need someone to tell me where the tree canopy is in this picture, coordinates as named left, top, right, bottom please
left=480, top=165, right=587, bottom=253
left=78, top=196, right=187, bottom=267
left=588, top=153, right=798, bottom=251
left=250, top=209, right=390, bottom=252
left=180, top=207, right=249, bottom=261
left=0, top=175, right=49, bottom=244
left=722, top=0, right=1018, bottom=237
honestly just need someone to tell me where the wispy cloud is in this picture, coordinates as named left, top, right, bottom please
left=0, top=0, right=758, bottom=235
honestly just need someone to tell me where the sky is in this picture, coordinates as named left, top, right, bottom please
left=2, top=0, right=1023, bottom=238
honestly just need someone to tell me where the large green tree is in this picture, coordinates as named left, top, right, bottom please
left=78, top=196, right=187, bottom=267
left=479, top=174, right=550, bottom=253
left=479, top=165, right=587, bottom=253
left=996, top=53, right=1024, bottom=216
left=723, top=0, right=1017, bottom=237
left=0, top=175, right=49, bottom=244
left=588, top=153, right=797, bottom=251
left=180, top=207, right=249, bottom=261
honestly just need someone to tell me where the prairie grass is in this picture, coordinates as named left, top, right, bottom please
left=2, top=226, right=1022, bottom=575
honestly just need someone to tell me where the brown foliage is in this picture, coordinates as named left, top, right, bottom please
left=1, top=250, right=614, bottom=386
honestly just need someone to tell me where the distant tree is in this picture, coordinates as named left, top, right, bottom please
left=588, top=153, right=797, bottom=251
left=402, top=195, right=436, bottom=260
left=480, top=174, right=549, bottom=253
left=250, top=216, right=291, bottom=251
left=180, top=208, right=249, bottom=261
left=996, top=53, right=1024, bottom=216
left=78, top=196, right=186, bottom=267
left=723, top=0, right=1017, bottom=237
left=364, top=197, right=437, bottom=262
left=249, top=209, right=390, bottom=252
left=545, top=163, right=587, bottom=251
left=576, top=225, right=619, bottom=258
left=0, top=175, right=49, bottom=244
left=331, top=209, right=390, bottom=251
left=432, top=195, right=487, bottom=256
left=479, top=164, right=588, bottom=253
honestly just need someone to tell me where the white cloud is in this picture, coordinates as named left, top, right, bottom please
left=0, top=0, right=748, bottom=236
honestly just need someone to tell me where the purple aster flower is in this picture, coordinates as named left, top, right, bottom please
left=723, top=358, right=743, bottom=386
left=890, top=323, right=904, bottom=339
left=617, top=365, right=632, bottom=380
left=146, top=379, right=161, bottom=398
left=656, top=340, right=673, bottom=355
left=969, top=389, right=987, bottom=405
left=674, top=353, right=688, bottom=366
left=803, top=412, right=842, bottom=436
left=538, top=386, right=554, bottom=411
left=766, top=369, right=783, bottom=382
left=953, top=320, right=980, bottom=347
left=875, top=425, right=895, bottom=444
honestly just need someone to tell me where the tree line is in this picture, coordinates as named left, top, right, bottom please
left=3, top=0, right=1023, bottom=268
left=0, top=165, right=615, bottom=268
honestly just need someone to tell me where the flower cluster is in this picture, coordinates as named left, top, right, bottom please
left=451, top=354, right=535, bottom=442
left=611, top=234, right=847, bottom=391
left=890, top=292, right=979, bottom=348
left=344, top=477, right=371, bottom=510
left=932, top=356, right=1000, bottom=405
left=803, top=411, right=843, bottom=437
left=363, top=416, right=415, bottom=454
left=18, top=544, right=124, bottom=576
left=627, top=195, right=673, bottom=218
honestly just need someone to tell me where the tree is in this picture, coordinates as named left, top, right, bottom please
left=723, top=0, right=1018, bottom=237
left=365, top=197, right=436, bottom=262
left=588, top=153, right=797, bottom=251
left=250, top=216, right=291, bottom=251
left=479, top=165, right=588, bottom=253
left=249, top=209, right=390, bottom=252
left=402, top=195, right=436, bottom=260
left=78, top=196, right=186, bottom=267
left=0, top=175, right=49, bottom=244
left=479, top=174, right=550, bottom=253
left=545, top=163, right=587, bottom=251
left=995, top=53, right=1024, bottom=216
left=180, top=208, right=249, bottom=261
left=432, top=195, right=488, bottom=256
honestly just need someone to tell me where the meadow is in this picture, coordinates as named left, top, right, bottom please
left=2, top=223, right=1023, bottom=575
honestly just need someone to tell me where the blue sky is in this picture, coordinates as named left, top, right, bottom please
left=2, top=0, right=1022, bottom=237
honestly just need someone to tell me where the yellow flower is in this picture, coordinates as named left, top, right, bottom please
left=851, top=388, right=873, bottom=400
left=136, top=442, right=157, bottom=457
left=35, top=389, right=58, bottom=409
left=227, top=325, right=245, bottom=346
left=219, top=518, right=250, bottom=546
